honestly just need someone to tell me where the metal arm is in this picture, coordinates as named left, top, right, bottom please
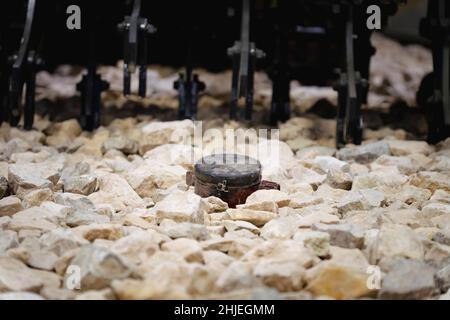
left=118, top=0, right=156, bottom=97
left=76, top=65, right=109, bottom=131
left=418, top=0, right=450, bottom=143
left=76, top=1, right=109, bottom=131
left=270, top=0, right=290, bottom=125
left=334, top=3, right=366, bottom=148
left=8, top=0, right=43, bottom=130
left=228, top=0, right=265, bottom=121
left=173, top=4, right=205, bottom=120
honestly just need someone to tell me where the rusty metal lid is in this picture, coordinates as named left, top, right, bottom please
left=194, top=154, right=262, bottom=187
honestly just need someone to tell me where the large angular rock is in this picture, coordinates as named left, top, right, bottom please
left=422, top=202, right=450, bottom=218
left=120, top=213, right=154, bottom=230
left=110, top=230, right=165, bottom=265
left=387, top=140, right=434, bottom=156
left=428, top=186, right=450, bottom=203
left=90, top=173, right=145, bottom=211
left=279, top=117, right=315, bottom=141
left=311, top=156, right=348, bottom=174
left=382, top=208, right=431, bottom=229
left=143, top=144, right=201, bottom=170
left=58, top=162, right=97, bottom=195
left=372, top=155, right=421, bottom=175
left=297, top=211, right=340, bottom=227
left=74, top=129, right=109, bottom=157
left=8, top=162, right=60, bottom=196
left=8, top=206, right=63, bottom=232
left=153, top=190, right=207, bottom=224
left=242, top=240, right=318, bottom=269
left=293, top=230, right=330, bottom=257
left=312, top=223, right=364, bottom=249
left=253, top=259, right=305, bottom=292
left=66, top=245, right=131, bottom=291
left=296, top=146, right=336, bottom=160
left=395, top=185, right=431, bottom=206
left=337, top=141, right=391, bottom=164
left=140, top=120, right=194, bottom=154
left=54, top=192, right=95, bottom=211
left=203, top=196, right=228, bottom=213
left=227, top=208, right=276, bottom=227
left=305, top=247, right=372, bottom=299
left=315, top=184, right=349, bottom=204
left=411, top=171, right=450, bottom=193
left=142, top=255, right=216, bottom=297
left=66, top=210, right=110, bottom=227
left=306, top=263, right=372, bottom=299
left=7, top=128, right=45, bottom=145
left=0, top=230, right=18, bottom=254
left=289, top=165, right=326, bottom=188
left=379, top=258, right=437, bottom=299
left=431, top=214, right=450, bottom=230
left=226, top=237, right=263, bottom=258
left=255, top=139, right=296, bottom=183
left=10, top=150, right=53, bottom=164
left=112, top=268, right=191, bottom=299
left=215, top=261, right=260, bottom=292
left=102, top=136, right=138, bottom=155
left=202, top=250, right=235, bottom=276
left=336, top=192, right=368, bottom=214
left=288, top=194, right=323, bottom=209
left=359, top=188, right=386, bottom=207
left=161, top=238, right=203, bottom=263
left=225, top=230, right=257, bottom=241
left=352, top=167, right=408, bottom=190
left=285, top=181, right=314, bottom=195
left=326, top=169, right=353, bottom=190
left=260, top=217, right=298, bottom=239
left=7, top=237, right=58, bottom=271
left=223, top=220, right=260, bottom=235
left=124, top=162, right=185, bottom=199
left=0, top=196, right=23, bottom=217
left=237, top=201, right=278, bottom=213
left=40, top=228, right=89, bottom=256
left=22, top=188, right=53, bottom=208
left=45, top=119, right=82, bottom=141
left=0, top=257, right=60, bottom=292
left=245, top=189, right=290, bottom=208
left=2, top=138, right=31, bottom=159
left=71, top=224, right=124, bottom=242
left=367, top=224, right=424, bottom=263
left=430, top=156, right=450, bottom=172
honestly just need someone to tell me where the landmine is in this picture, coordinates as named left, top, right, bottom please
left=186, top=154, right=279, bottom=208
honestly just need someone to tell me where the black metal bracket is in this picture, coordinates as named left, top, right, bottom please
left=270, top=0, right=290, bottom=125
left=419, top=0, right=450, bottom=143
left=7, top=0, right=44, bottom=130
left=174, top=34, right=206, bottom=120
left=228, top=0, right=265, bottom=121
left=174, top=72, right=205, bottom=120
left=118, top=0, right=156, bottom=97
left=76, top=65, right=109, bottom=131
left=334, top=3, right=367, bottom=148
